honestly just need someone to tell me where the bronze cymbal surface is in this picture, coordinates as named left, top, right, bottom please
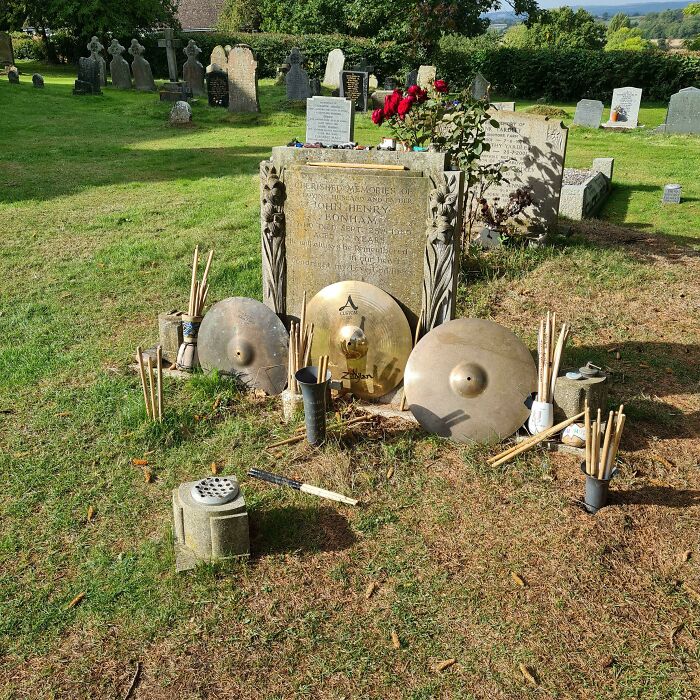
left=306, top=281, right=412, bottom=400
left=404, top=318, right=537, bottom=444
left=198, top=297, right=288, bottom=395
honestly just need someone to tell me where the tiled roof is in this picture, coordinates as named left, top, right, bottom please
left=177, top=0, right=226, bottom=30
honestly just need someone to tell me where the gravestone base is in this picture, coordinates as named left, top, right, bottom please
left=73, top=80, right=102, bottom=95
left=601, top=123, right=641, bottom=131
left=159, top=81, right=192, bottom=102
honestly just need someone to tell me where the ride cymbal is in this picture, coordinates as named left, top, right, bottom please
left=306, top=281, right=412, bottom=400
left=404, top=318, right=537, bottom=444
left=198, top=297, right=288, bottom=395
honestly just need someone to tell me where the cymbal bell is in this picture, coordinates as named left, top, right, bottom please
left=306, top=281, right=412, bottom=400
left=404, top=318, right=537, bottom=443
left=198, top=297, right=288, bottom=395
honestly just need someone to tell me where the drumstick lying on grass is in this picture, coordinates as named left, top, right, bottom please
left=247, top=468, right=358, bottom=505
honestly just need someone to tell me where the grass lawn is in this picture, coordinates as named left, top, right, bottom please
left=1, top=62, right=699, bottom=699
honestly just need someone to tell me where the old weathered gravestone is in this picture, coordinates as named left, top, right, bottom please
left=604, top=87, right=642, bottom=129
left=0, top=32, right=14, bottom=66
left=169, top=100, right=192, bottom=125
left=478, top=112, right=568, bottom=233
left=73, top=56, right=102, bottom=95
left=662, top=184, right=681, bottom=204
left=208, top=45, right=227, bottom=73
left=323, top=48, right=345, bottom=88
left=417, top=65, right=436, bottom=90
left=470, top=72, right=490, bottom=100
left=108, top=39, right=131, bottom=89
left=228, top=44, right=259, bottom=113
left=183, top=40, right=205, bottom=96
left=305, top=96, right=354, bottom=144
left=158, top=28, right=191, bottom=102
left=406, top=69, right=418, bottom=88
left=660, top=87, right=700, bottom=135
left=573, top=99, right=604, bottom=128
left=340, top=70, right=368, bottom=112
left=260, top=148, right=463, bottom=336
left=129, top=40, right=156, bottom=92
left=207, top=69, right=229, bottom=107
left=32, top=73, right=44, bottom=88
left=285, top=47, right=310, bottom=100
left=87, top=36, right=106, bottom=86
left=8, top=66, right=19, bottom=83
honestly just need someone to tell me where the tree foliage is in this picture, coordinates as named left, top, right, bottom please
left=637, top=9, right=700, bottom=40
left=501, top=8, right=606, bottom=50
left=607, top=13, right=631, bottom=34
left=605, top=27, right=652, bottom=52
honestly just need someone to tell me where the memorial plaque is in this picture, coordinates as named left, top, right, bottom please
left=339, top=70, right=368, bottom=112
left=662, top=87, right=700, bottom=135
left=305, top=96, right=354, bottom=144
left=0, top=32, right=14, bottom=65
left=207, top=69, right=229, bottom=107
left=606, top=87, right=642, bottom=128
left=478, top=112, right=568, bottom=232
left=573, top=99, right=604, bottom=128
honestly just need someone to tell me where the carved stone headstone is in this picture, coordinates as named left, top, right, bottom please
left=478, top=112, right=568, bottom=233
left=605, top=87, right=642, bottom=128
left=285, top=47, right=310, bottom=101
left=87, top=36, right=106, bottom=86
left=73, top=56, right=102, bottom=95
left=208, top=45, right=227, bottom=73
left=260, top=147, right=464, bottom=336
left=470, top=72, right=490, bottom=100
left=406, top=69, right=418, bottom=88
left=182, top=40, right=205, bottom=96
left=309, top=76, right=321, bottom=96
left=8, top=66, right=19, bottom=84
left=340, top=70, right=368, bottom=112
left=573, top=99, right=604, bottom=128
left=32, top=73, right=44, bottom=88
left=661, top=87, right=700, bottom=135
left=207, top=69, right=229, bottom=107
left=158, top=28, right=191, bottom=102
left=417, top=65, right=436, bottom=90
left=228, top=44, right=259, bottom=113
left=129, top=39, right=156, bottom=92
left=169, top=100, right=192, bottom=126
left=108, top=39, right=132, bottom=89
left=305, top=96, right=354, bottom=144
left=323, top=48, right=345, bottom=88
left=0, top=32, right=14, bottom=66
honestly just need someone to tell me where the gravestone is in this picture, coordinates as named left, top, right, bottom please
left=207, top=69, right=229, bottom=107
left=208, top=45, right=227, bottom=73
left=604, top=87, right=642, bottom=129
left=286, top=47, right=310, bottom=101
left=662, top=184, right=681, bottom=204
left=169, top=100, right=192, bottom=126
left=573, top=99, right=604, bottom=128
left=491, top=101, right=515, bottom=111
left=0, top=31, right=13, bottom=66
left=8, top=66, right=19, bottom=83
left=129, top=39, right=156, bottom=92
left=228, top=44, right=259, bottom=113
left=470, top=72, right=490, bottom=100
left=183, top=40, right=205, bottom=96
left=108, top=39, right=132, bottom=89
left=73, top=56, right=102, bottom=95
left=661, top=87, right=700, bottom=135
left=260, top=148, right=464, bottom=336
left=478, top=112, right=568, bottom=233
left=305, top=96, right=354, bottom=144
left=406, top=69, right=418, bottom=88
left=309, top=76, right=321, bottom=96
left=417, top=65, right=436, bottom=90
left=32, top=73, right=44, bottom=88
left=158, top=28, right=191, bottom=102
left=87, top=36, right=106, bottom=86
left=323, top=48, right=345, bottom=87
left=340, top=70, right=368, bottom=112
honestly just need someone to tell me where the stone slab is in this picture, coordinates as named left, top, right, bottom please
left=663, top=86, right=700, bottom=134
left=305, top=96, right=354, bottom=144
left=573, top=99, right=603, bottom=128
left=208, top=45, right=227, bottom=73
left=340, top=70, right=368, bottom=112
left=559, top=169, right=611, bottom=221
left=286, top=47, right=310, bottom=100
left=606, top=87, right=642, bottom=128
left=323, top=48, right=344, bottom=87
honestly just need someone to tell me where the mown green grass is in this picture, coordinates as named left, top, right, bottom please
left=1, top=63, right=699, bottom=698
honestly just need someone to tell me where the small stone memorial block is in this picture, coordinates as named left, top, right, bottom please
left=470, top=72, right=490, bottom=100
left=73, top=56, right=102, bottom=95
left=606, top=87, right=642, bottom=128
left=169, top=100, right=192, bottom=125
left=108, top=39, right=132, bottom=89
left=208, top=45, right=227, bottom=73
left=323, top=48, right=345, bottom=88
left=662, top=87, right=700, bottom=135
left=479, top=112, right=568, bottom=232
left=87, top=36, right=106, bottom=86
left=183, top=40, right=205, bottom=96
left=573, top=99, right=604, bottom=128
left=207, top=69, right=229, bottom=108
left=662, top=184, right=681, bottom=204
left=417, top=65, right=436, bottom=90
left=32, top=73, right=44, bottom=88
left=8, top=66, right=19, bottom=84
left=340, top=70, right=368, bottom=112
left=129, top=39, right=156, bottom=92
left=260, top=147, right=464, bottom=335
left=286, top=47, right=310, bottom=101
left=305, top=96, right=355, bottom=144
left=0, top=31, right=14, bottom=66
left=228, top=44, right=259, bottom=113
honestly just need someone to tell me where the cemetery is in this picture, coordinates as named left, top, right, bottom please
left=1, top=17, right=700, bottom=700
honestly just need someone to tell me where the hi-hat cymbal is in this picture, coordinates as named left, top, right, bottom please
left=198, top=297, right=288, bottom=395
left=404, top=318, right=537, bottom=444
left=306, top=281, right=412, bottom=400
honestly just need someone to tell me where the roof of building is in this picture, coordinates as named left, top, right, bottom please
left=176, top=0, right=225, bottom=30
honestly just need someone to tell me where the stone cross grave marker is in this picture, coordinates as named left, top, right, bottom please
left=340, top=70, right=368, bottom=112
left=417, top=65, right=436, bottom=90
left=606, top=87, right=642, bottom=128
left=129, top=39, right=156, bottom=91
left=661, top=87, right=700, bottom=135
left=0, top=32, right=14, bottom=66
left=183, top=40, right=205, bottom=96
left=305, top=96, right=354, bottom=144
left=228, top=44, right=259, bottom=113
left=286, top=47, right=310, bottom=101
left=573, top=99, right=604, bottom=128
left=108, top=39, right=132, bottom=89
left=87, top=36, right=106, bottom=86
left=158, top=27, right=182, bottom=83
left=207, top=69, right=229, bottom=107
left=323, top=48, right=345, bottom=88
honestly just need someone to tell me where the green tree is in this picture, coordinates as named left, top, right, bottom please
left=684, top=3, right=700, bottom=16
left=218, top=0, right=262, bottom=32
left=605, top=27, right=652, bottom=51
left=607, top=12, right=631, bottom=34
left=502, top=7, right=606, bottom=50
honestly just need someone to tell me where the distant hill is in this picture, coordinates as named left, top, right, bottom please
left=485, top=1, right=692, bottom=20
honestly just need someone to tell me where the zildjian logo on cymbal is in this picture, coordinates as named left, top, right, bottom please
left=341, top=369, right=373, bottom=380
left=338, top=295, right=358, bottom=313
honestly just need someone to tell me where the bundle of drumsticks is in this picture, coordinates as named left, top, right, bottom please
left=584, top=401, right=626, bottom=480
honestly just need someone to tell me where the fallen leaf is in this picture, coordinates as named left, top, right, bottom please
left=132, top=458, right=148, bottom=466
left=391, top=630, right=401, bottom=649
left=435, top=659, right=456, bottom=672
left=519, top=663, right=538, bottom=685
left=639, top=362, right=650, bottom=369
left=652, top=454, right=674, bottom=469
left=56, top=412, right=70, bottom=417
left=386, top=465, right=395, bottom=480
left=600, top=655, right=615, bottom=669
left=66, top=592, right=85, bottom=610
left=211, top=462, right=219, bottom=475
left=364, top=581, right=378, bottom=599
left=665, top=367, right=674, bottom=374
left=86, top=505, right=95, bottom=522
left=144, top=469, right=153, bottom=483
left=511, top=571, right=526, bottom=588
left=212, top=397, right=221, bottom=411
left=680, top=550, right=692, bottom=563
left=669, top=623, right=684, bottom=646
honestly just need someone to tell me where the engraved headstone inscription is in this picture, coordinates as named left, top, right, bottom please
left=339, top=70, right=368, bottom=112
left=305, top=96, right=354, bottom=144
left=228, top=44, right=259, bottom=113
left=129, top=39, right=156, bottom=92
left=573, top=99, right=604, bottom=128
left=605, top=87, right=642, bottom=129
left=207, top=69, right=229, bottom=107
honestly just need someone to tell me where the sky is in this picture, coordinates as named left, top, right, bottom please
left=536, top=0, right=679, bottom=5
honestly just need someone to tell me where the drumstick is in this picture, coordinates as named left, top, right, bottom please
left=188, top=245, right=199, bottom=316
left=147, top=355, right=157, bottom=421
left=156, top=345, right=163, bottom=422
left=248, top=468, right=358, bottom=506
left=599, top=410, right=614, bottom=480
left=136, top=347, right=151, bottom=419
left=584, top=400, right=591, bottom=475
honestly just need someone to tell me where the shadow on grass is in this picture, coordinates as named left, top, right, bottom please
left=611, top=485, right=700, bottom=508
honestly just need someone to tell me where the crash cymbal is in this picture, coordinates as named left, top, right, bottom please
left=198, top=297, right=288, bottom=395
left=404, top=318, right=537, bottom=444
left=306, top=281, right=412, bottom=400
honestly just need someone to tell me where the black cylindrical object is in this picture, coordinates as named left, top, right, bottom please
left=581, top=463, right=617, bottom=514
left=296, top=366, right=331, bottom=445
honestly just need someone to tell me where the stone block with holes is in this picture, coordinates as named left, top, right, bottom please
left=172, top=475, right=249, bottom=572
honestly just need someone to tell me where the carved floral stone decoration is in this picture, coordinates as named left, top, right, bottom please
left=421, top=173, right=459, bottom=335
left=260, top=162, right=287, bottom=315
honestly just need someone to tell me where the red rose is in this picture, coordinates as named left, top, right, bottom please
left=407, top=84, right=420, bottom=97
left=415, top=87, right=428, bottom=103
left=384, top=89, right=402, bottom=117
left=397, top=95, right=416, bottom=119
left=433, top=79, right=448, bottom=93
left=371, top=108, right=384, bottom=125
